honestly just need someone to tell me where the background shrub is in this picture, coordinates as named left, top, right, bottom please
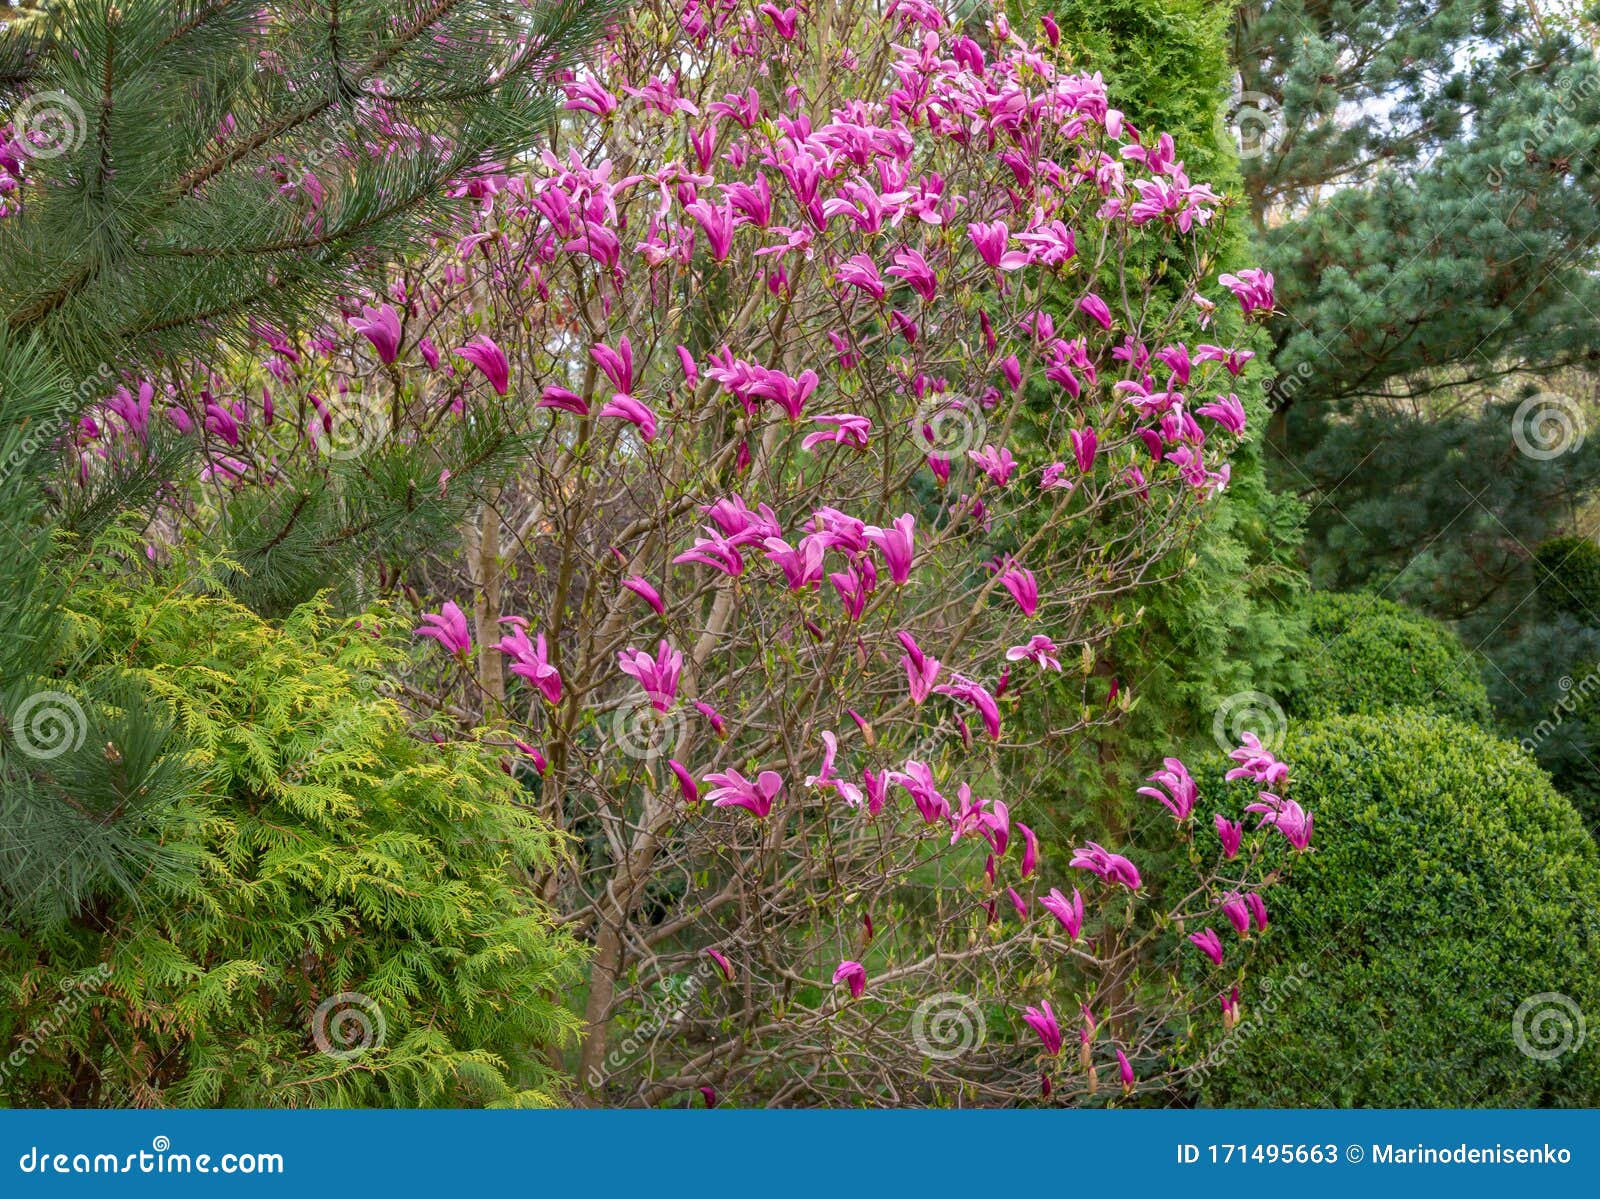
left=1195, top=710, right=1600, bottom=1107
left=1280, top=591, right=1491, bottom=724
left=1534, top=536, right=1600, bottom=621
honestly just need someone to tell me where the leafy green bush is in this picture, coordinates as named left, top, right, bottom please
left=1281, top=591, right=1491, bottom=724
left=1534, top=536, right=1600, bottom=622
left=0, top=570, right=584, bottom=1107
left=1195, top=711, right=1600, bottom=1107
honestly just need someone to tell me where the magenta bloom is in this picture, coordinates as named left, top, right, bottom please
left=703, top=947, right=733, bottom=982
left=413, top=601, right=471, bottom=656
left=455, top=334, right=510, bottom=395
left=1007, top=634, right=1062, bottom=672
left=1077, top=292, right=1113, bottom=330
left=1214, top=813, right=1243, bottom=859
left=1022, top=1000, right=1064, bottom=1057
left=705, top=768, right=783, bottom=817
left=886, top=247, right=938, bottom=302
left=1116, top=1048, right=1135, bottom=1092
left=967, top=219, right=1028, bottom=271
left=494, top=618, right=563, bottom=704
left=1245, top=792, right=1313, bottom=851
left=837, top=253, right=886, bottom=300
left=1246, top=892, right=1269, bottom=932
left=539, top=385, right=589, bottom=416
left=832, top=959, right=867, bottom=999
left=349, top=303, right=402, bottom=364
left=968, top=444, right=1017, bottom=486
left=622, top=575, right=665, bottom=616
left=1219, top=891, right=1251, bottom=937
left=1218, top=268, right=1275, bottom=317
left=865, top=514, right=915, bottom=584
left=668, top=759, right=699, bottom=805
left=599, top=395, right=659, bottom=442
left=1196, top=393, right=1247, bottom=435
left=695, top=700, right=728, bottom=739
left=1071, top=427, right=1098, bottom=473
left=1039, top=887, right=1084, bottom=940
left=802, top=412, right=872, bottom=452
left=617, top=639, right=682, bottom=711
left=935, top=674, right=1001, bottom=740
left=1070, top=842, right=1141, bottom=890
left=1188, top=927, right=1225, bottom=966
left=994, top=558, right=1039, bottom=617
left=1226, top=731, right=1290, bottom=786
left=1018, top=822, right=1039, bottom=878
left=1137, top=757, right=1197, bottom=822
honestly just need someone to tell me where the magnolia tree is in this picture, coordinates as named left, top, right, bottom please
left=87, top=0, right=1309, bottom=1105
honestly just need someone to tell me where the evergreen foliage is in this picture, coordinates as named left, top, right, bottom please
left=1196, top=710, right=1600, bottom=1108
left=1, top=564, right=585, bottom=1107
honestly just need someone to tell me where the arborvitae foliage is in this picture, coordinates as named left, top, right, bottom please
left=0, top=1, right=618, bottom=924
left=0, top=563, right=585, bottom=1107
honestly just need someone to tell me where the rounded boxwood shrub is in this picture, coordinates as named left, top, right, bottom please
left=1534, top=536, right=1600, bottom=621
left=1196, top=711, right=1600, bottom=1107
left=1281, top=591, right=1491, bottom=724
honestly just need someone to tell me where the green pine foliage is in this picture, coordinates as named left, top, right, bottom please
left=1282, top=591, right=1492, bottom=725
left=1535, top=536, right=1600, bottom=622
left=0, top=564, right=585, bottom=1107
left=1194, top=710, right=1600, bottom=1108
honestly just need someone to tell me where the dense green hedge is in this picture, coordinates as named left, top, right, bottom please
left=1534, top=536, right=1600, bottom=622
left=1195, top=711, right=1600, bottom=1107
left=1281, top=591, right=1491, bottom=724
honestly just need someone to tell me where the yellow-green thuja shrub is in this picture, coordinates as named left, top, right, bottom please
left=0, top=568, right=584, bottom=1108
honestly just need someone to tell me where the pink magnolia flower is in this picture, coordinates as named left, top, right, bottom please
left=832, top=959, right=867, bottom=999
left=695, top=699, right=729, bottom=739
left=455, top=334, right=510, bottom=395
left=1137, top=757, right=1197, bottom=822
left=865, top=514, right=915, bottom=583
left=1022, top=1000, right=1064, bottom=1057
left=1226, top=731, right=1290, bottom=786
left=704, top=947, right=733, bottom=981
left=1218, top=268, right=1275, bottom=317
left=349, top=303, right=402, bottom=364
left=617, top=640, right=683, bottom=711
left=994, top=558, right=1038, bottom=617
left=1018, top=822, right=1039, bottom=878
left=1246, top=892, right=1269, bottom=932
left=1214, top=814, right=1244, bottom=859
left=837, top=253, right=886, bottom=300
left=623, top=575, right=665, bottom=616
left=935, top=674, right=1002, bottom=740
left=1219, top=891, right=1251, bottom=937
left=591, top=336, right=635, bottom=394
left=764, top=534, right=827, bottom=590
left=1039, top=887, right=1084, bottom=939
left=705, top=768, right=784, bottom=817
left=1188, top=927, right=1225, bottom=966
left=599, top=394, right=659, bottom=442
left=668, top=759, right=699, bottom=805
left=413, top=601, right=471, bottom=655
left=1006, top=634, right=1062, bottom=671
left=968, top=444, right=1017, bottom=485
left=886, top=247, right=938, bottom=302
left=1077, top=292, right=1113, bottom=330
left=539, top=385, right=589, bottom=416
left=1245, top=792, right=1313, bottom=851
left=889, top=759, right=948, bottom=824
left=967, top=219, right=1028, bottom=270
left=1116, top=1048, right=1135, bottom=1093
left=1040, top=462, right=1075, bottom=491
left=802, top=412, right=872, bottom=451
left=495, top=620, right=563, bottom=704
left=898, top=630, right=941, bottom=702
left=1070, top=842, right=1141, bottom=890
left=1071, top=427, right=1098, bottom=473
left=1196, top=393, right=1247, bottom=435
